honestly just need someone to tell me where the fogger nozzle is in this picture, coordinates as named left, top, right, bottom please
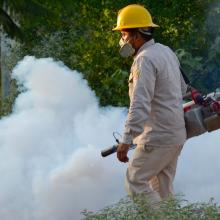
left=101, top=145, right=118, bottom=157
left=101, top=144, right=137, bottom=157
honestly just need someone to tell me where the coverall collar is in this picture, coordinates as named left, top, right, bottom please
left=134, top=39, right=155, bottom=58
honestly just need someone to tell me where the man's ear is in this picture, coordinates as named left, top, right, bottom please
left=134, top=32, right=139, bottom=40
left=135, top=32, right=143, bottom=43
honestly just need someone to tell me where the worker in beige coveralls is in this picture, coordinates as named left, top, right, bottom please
left=112, top=4, right=187, bottom=206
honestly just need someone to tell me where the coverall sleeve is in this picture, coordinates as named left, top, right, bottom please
left=122, top=57, right=156, bottom=144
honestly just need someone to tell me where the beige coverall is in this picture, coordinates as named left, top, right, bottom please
left=122, top=39, right=187, bottom=206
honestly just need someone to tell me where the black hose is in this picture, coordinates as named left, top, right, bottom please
left=101, top=145, right=118, bottom=157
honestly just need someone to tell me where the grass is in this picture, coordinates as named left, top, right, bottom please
left=82, top=196, right=220, bottom=220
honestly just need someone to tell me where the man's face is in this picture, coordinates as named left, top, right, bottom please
left=120, top=31, right=135, bottom=45
left=118, top=30, right=138, bottom=57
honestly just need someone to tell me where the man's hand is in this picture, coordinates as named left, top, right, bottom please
left=117, top=143, right=130, bottom=163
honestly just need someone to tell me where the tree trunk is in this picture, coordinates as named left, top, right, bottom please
left=0, top=30, right=2, bottom=108
left=0, top=30, right=10, bottom=103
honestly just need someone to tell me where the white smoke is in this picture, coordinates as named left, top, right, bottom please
left=175, top=130, right=220, bottom=203
left=0, top=56, right=219, bottom=220
left=0, top=56, right=127, bottom=220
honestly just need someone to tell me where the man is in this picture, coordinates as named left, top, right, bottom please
left=112, top=4, right=187, bottom=206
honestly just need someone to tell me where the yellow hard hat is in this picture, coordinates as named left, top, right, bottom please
left=112, top=4, right=159, bottom=31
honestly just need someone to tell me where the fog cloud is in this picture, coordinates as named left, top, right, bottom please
left=0, top=56, right=219, bottom=220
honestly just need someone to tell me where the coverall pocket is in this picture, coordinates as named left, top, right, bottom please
left=143, top=145, right=154, bottom=153
left=128, top=73, right=134, bottom=98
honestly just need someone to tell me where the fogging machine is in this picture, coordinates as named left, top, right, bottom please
left=101, top=87, right=220, bottom=157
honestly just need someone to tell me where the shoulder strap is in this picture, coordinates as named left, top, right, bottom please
left=180, top=66, right=190, bottom=85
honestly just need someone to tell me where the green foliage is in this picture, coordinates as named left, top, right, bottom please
left=0, top=0, right=63, bottom=108
left=2, top=0, right=220, bottom=114
left=3, top=2, right=132, bottom=106
left=82, top=196, right=220, bottom=220
left=0, top=0, right=62, bottom=40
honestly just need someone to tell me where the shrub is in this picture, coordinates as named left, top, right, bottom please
left=82, top=196, right=220, bottom=220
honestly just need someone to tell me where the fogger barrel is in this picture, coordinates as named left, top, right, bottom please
left=101, top=145, right=118, bottom=157
left=101, top=144, right=137, bottom=157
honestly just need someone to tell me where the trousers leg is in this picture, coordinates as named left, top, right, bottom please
left=157, top=146, right=182, bottom=199
left=149, top=176, right=160, bottom=193
left=125, top=144, right=182, bottom=207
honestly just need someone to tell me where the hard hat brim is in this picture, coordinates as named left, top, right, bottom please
left=112, top=23, right=159, bottom=31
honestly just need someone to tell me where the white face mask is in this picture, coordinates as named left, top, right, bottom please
left=119, top=38, right=135, bottom=58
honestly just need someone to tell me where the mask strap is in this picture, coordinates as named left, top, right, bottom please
left=138, top=28, right=152, bottom=36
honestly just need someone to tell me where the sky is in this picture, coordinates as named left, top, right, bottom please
left=0, top=56, right=219, bottom=220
